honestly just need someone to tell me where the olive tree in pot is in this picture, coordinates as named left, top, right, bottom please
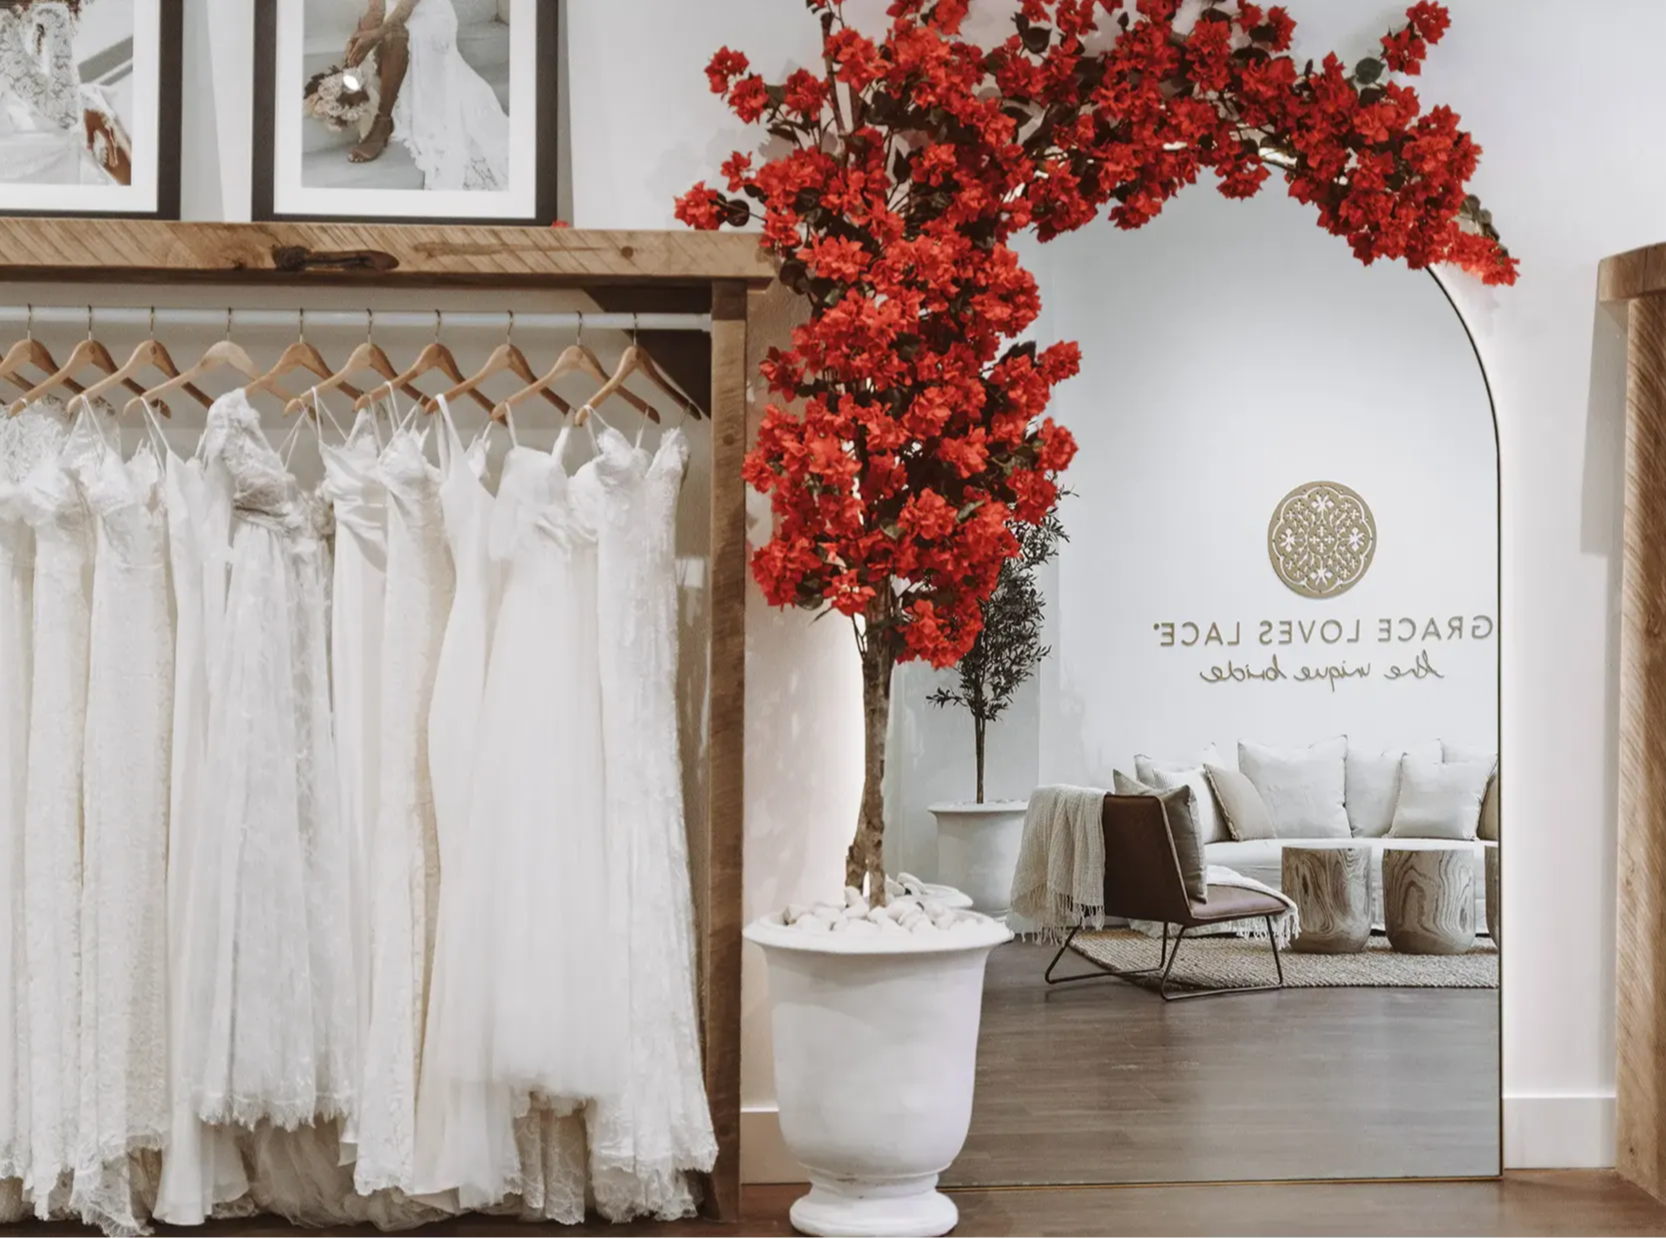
left=680, top=0, right=1512, bottom=1233
left=928, top=513, right=1064, bottom=918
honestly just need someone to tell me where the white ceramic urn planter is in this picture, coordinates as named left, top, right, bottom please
left=745, top=909, right=1012, bottom=1237
left=930, top=800, right=1028, bottom=917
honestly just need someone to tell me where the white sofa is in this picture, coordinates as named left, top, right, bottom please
left=1205, top=836, right=1495, bottom=928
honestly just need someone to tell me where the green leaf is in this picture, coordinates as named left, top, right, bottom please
left=1355, top=57, right=1384, bottom=84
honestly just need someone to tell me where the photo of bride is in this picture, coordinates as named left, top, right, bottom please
left=0, top=0, right=178, bottom=215
left=257, top=0, right=552, bottom=222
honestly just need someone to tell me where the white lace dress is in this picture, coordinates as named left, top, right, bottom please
left=0, top=400, right=68, bottom=1188
left=19, top=403, right=101, bottom=1216
left=587, top=427, right=716, bottom=1222
left=318, top=409, right=387, bottom=1137
left=69, top=421, right=173, bottom=1235
left=356, top=418, right=451, bottom=1195
left=154, top=435, right=248, bottom=1227
left=392, top=0, right=510, bottom=191
left=187, top=391, right=355, bottom=1131
left=0, top=4, right=114, bottom=186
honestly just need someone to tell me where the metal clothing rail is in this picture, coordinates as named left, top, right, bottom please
left=0, top=307, right=714, bottom=335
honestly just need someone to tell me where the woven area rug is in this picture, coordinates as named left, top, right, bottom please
left=1070, top=929, right=1498, bottom=989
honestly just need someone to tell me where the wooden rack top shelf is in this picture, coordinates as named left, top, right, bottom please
left=0, top=218, right=777, bottom=289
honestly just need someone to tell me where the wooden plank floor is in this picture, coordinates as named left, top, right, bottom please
left=946, top=940, right=1500, bottom=1186
left=0, top=1173, right=1641, bottom=1235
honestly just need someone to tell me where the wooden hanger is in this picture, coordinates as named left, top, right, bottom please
left=247, top=309, right=358, bottom=411
left=72, top=308, right=214, bottom=417
left=281, top=309, right=427, bottom=417
left=419, top=312, right=566, bottom=418
left=354, top=311, right=468, bottom=413
left=0, top=305, right=85, bottom=398
left=577, top=319, right=699, bottom=426
left=7, top=309, right=150, bottom=416
left=127, top=310, right=289, bottom=415
left=491, top=316, right=657, bottom=422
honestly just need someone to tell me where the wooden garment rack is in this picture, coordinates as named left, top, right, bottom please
left=1600, top=243, right=1666, bottom=1205
left=0, top=217, right=774, bottom=1223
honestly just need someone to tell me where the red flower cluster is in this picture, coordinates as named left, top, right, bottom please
left=678, top=0, right=1512, bottom=678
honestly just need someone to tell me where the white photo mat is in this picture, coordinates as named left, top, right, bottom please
left=269, top=0, right=540, bottom=221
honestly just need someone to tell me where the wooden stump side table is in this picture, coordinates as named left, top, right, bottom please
left=1383, top=846, right=1476, bottom=955
left=1282, top=842, right=1371, bottom=954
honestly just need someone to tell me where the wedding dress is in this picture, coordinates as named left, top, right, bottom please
left=0, top=399, right=68, bottom=1187
left=186, top=391, right=355, bottom=1132
left=393, top=0, right=511, bottom=191
left=587, top=426, right=716, bottom=1222
left=69, top=410, right=173, bottom=1234
left=19, top=402, right=101, bottom=1216
left=357, top=411, right=452, bottom=1195
left=153, top=424, right=247, bottom=1226
left=0, top=3, right=116, bottom=186
left=318, top=406, right=387, bottom=1140
left=411, top=398, right=518, bottom=1207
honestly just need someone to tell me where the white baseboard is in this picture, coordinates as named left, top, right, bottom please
left=740, top=1094, right=1619, bottom=1183
left=1503, top=1092, right=1616, bottom=1169
left=741, top=1106, right=802, bottom=1185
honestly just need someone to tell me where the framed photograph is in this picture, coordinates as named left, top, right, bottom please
left=253, top=0, right=556, bottom=224
left=0, top=0, right=181, bottom=217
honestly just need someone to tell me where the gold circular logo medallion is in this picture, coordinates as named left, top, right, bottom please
left=1267, top=481, right=1377, bottom=599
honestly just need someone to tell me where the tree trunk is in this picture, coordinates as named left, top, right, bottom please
left=974, top=715, right=986, bottom=805
left=845, top=620, right=895, bottom=903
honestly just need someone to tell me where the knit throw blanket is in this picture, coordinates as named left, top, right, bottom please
left=1010, top=785, right=1108, bottom=935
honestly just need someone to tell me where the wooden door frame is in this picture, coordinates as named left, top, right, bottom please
left=0, top=218, right=774, bottom=1222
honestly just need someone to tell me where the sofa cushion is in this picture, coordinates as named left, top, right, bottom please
left=1114, top=770, right=1206, bottom=901
left=1346, top=742, right=1442, bottom=838
left=1135, top=746, right=1231, bottom=845
left=1204, top=764, right=1277, bottom=842
left=1442, top=741, right=1500, bottom=844
left=1238, top=737, right=1350, bottom=839
left=1389, top=754, right=1492, bottom=841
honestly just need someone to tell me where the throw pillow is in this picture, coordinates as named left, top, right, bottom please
left=1345, top=741, right=1442, bottom=838
left=1440, top=741, right=1500, bottom=843
left=1388, top=755, right=1493, bottom=840
left=1203, top=764, right=1277, bottom=842
left=1113, top=770, right=1206, bottom=902
left=1237, top=737, right=1350, bottom=839
left=1134, top=746, right=1231, bottom=844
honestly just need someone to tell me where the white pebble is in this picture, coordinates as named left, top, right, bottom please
left=922, top=899, right=946, bottom=919
left=933, top=913, right=958, bottom=930
left=784, top=903, right=811, bottom=925
left=909, top=919, right=937, bottom=936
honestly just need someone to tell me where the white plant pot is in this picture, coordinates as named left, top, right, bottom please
left=745, top=914, right=1012, bottom=1237
left=930, top=800, right=1028, bottom=917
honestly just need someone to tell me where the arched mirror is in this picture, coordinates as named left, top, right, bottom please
left=889, top=185, right=1500, bottom=1187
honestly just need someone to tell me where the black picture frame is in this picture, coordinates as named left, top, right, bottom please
left=0, top=0, right=182, bottom=219
left=251, top=0, right=558, bottom=225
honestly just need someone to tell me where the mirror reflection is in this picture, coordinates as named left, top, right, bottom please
left=890, top=187, right=1500, bottom=1187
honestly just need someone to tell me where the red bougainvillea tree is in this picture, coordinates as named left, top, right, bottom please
left=677, top=0, right=1515, bottom=896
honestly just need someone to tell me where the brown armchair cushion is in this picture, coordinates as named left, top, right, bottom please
left=1113, top=771, right=1206, bottom=901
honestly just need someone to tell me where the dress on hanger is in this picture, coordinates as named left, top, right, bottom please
left=587, top=426, right=716, bottom=1223
left=393, top=0, right=511, bottom=191
left=68, top=412, right=172, bottom=1235
left=186, top=390, right=355, bottom=1132
left=18, top=402, right=100, bottom=1216
left=0, top=399, right=68, bottom=1187
left=411, top=397, right=517, bottom=1207
left=357, top=410, right=452, bottom=1195
left=153, top=424, right=247, bottom=1227
left=318, top=405, right=387, bottom=1140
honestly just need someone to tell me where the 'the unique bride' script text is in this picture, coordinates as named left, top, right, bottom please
left=1198, top=648, right=1447, bottom=692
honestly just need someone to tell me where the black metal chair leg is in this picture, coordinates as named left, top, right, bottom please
left=1043, top=922, right=1172, bottom=986
left=1157, top=915, right=1287, bottom=1002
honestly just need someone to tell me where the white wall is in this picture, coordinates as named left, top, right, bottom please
left=1029, top=187, right=1497, bottom=784
left=112, top=0, right=1656, bottom=1176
